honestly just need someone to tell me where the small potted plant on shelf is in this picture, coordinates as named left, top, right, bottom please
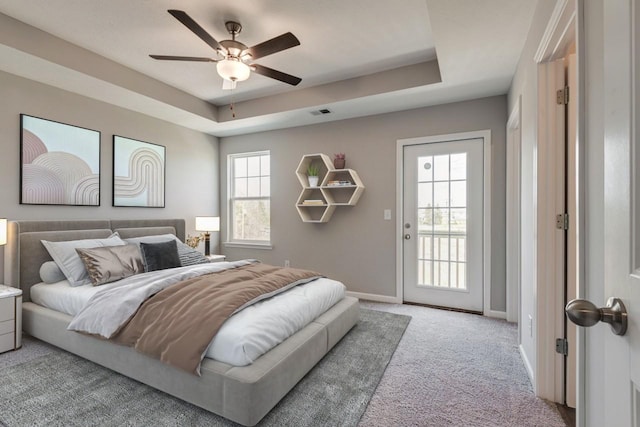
left=333, top=153, right=346, bottom=169
left=307, top=163, right=320, bottom=187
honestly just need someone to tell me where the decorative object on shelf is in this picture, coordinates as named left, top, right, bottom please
left=195, top=216, right=220, bottom=256
left=307, top=163, right=320, bottom=187
left=113, top=136, right=165, bottom=208
left=333, top=153, right=346, bottom=169
left=185, top=233, right=205, bottom=249
left=0, top=218, right=6, bottom=246
left=295, top=153, right=365, bottom=223
left=20, top=114, right=100, bottom=206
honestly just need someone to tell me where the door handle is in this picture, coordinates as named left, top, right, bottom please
left=565, top=297, right=627, bottom=336
left=404, top=234, right=411, bottom=240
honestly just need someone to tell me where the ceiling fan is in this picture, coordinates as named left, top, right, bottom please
left=150, top=9, right=302, bottom=90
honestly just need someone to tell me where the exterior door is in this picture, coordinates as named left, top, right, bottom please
left=403, top=137, right=484, bottom=312
left=583, top=0, right=639, bottom=424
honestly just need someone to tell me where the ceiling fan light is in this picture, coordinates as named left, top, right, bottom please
left=217, top=58, right=250, bottom=82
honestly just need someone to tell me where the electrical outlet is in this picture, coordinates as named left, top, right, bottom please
left=528, top=315, right=533, bottom=337
left=284, top=260, right=290, bottom=268
left=384, top=209, right=392, bottom=220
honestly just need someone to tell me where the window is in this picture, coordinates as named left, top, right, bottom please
left=228, top=151, right=270, bottom=244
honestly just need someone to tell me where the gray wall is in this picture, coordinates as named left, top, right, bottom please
left=220, top=95, right=508, bottom=311
left=0, top=70, right=220, bottom=279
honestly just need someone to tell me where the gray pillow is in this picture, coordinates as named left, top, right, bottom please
left=140, top=240, right=181, bottom=272
left=41, top=233, right=126, bottom=287
left=176, top=241, right=210, bottom=266
left=124, top=234, right=209, bottom=267
left=39, top=261, right=67, bottom=284
left=76, top=245, right=145, bottom=286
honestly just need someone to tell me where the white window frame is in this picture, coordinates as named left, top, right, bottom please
left=225, top=151, right=272, bottom=249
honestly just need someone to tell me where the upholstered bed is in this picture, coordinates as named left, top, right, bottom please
left=3, top=219, right=359, bottom=426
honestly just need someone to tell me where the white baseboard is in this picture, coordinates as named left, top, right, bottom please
left=346, top=291, right=401, bottom=304
left=519, top=344, right=535, bottom=387
left=486, top=310, right=507, bottom=319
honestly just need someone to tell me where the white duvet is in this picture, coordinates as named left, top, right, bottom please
left=30, top=261, right=345, bottom=366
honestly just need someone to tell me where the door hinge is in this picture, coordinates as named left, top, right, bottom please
left=556, top=213, right=569, bottom=230
left=556, top=86, right=569, bottom=105
left=556, top=338, right=568, bottom=355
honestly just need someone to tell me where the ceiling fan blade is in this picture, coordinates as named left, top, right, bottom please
left=149, top=55, right=217, bottom=62
left=251, top=64, right=302, bottom=86
left=247, top=32, right=300, bottom=60
left=167, top=9, right=222, bottom=52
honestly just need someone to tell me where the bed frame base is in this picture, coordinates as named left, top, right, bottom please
left=23, top=297, right=359, bottom=426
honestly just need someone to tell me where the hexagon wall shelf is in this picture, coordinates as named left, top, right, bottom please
left=295, top=153, right=365, bottom=223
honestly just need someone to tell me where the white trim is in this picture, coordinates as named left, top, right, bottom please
left=487, top=310, right=507, bottom=320
left=520, top=344, right=535, bottom=385
left=532, top=0, right=578, bottom=406
left=535, top=59, right=567, bottom=404
left=227, top=150, right=271, bottom=245
left=534, top=0, right=576, bottom=63
left=506, top=99, right=522, bottom=324
left=482, top=131, right=492, bottom=317
left=223, top=242, right=273, bottom=250
left=396, top=130, right=492, bottom=315
left=395, top=140, right=404, bottom=305
left=346, top=291, right=401, bottom=304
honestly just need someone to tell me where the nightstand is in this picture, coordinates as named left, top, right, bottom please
left=0, top=285, right=22, bottom=353
left=206, top=254, right=226, bottom=263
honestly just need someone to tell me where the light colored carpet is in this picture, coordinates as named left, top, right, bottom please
left=359, top=302, right=566, bottom=427
left=0, top=303, right=566, bottom=426
left=0, top=309, right=409, bottom=427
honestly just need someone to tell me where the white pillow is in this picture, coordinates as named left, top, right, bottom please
left=41, top=233, right=126, bottom=287
left=39, top=261, right=67, bottom=284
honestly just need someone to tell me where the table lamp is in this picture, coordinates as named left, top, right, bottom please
left=195, top=216, right=219, bottom=256
left=0, top=219, right=6, bottom=246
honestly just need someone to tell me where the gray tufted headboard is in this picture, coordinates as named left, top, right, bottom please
left=3, top=219, right=185, bottom=302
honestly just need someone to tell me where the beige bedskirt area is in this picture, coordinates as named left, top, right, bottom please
left=22, top=296, right=360, bottom=426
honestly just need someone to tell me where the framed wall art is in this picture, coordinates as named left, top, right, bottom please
left=112, top=135, right=166, bottom=208
left=20, top=114, right=101, bottom=206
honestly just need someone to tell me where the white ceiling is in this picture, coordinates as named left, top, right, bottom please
left=0, top=0, right=537, bottom=136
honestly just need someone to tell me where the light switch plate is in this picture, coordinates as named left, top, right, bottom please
left=384, top=209, right=392, bottom=220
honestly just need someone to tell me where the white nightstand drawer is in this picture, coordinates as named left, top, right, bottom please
left=0, top=298, right=14, bottom=322
left=0, top=332, right=15, bottom=353
left=0, top=319, right=14, bottom=335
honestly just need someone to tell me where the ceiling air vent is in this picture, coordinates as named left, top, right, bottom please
left=310, top=108, right=332, bottom=116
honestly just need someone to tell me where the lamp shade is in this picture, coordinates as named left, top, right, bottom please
left=0, top=219, right=6, bottom=246
left=195, top=216, right=220, bottom=232
left=216, top=59, right=250, bottom=82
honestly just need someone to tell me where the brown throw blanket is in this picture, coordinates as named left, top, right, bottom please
left=113, top=263, right=321, bottom=375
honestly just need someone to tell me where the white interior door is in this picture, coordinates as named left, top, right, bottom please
left=580, top=0, right=639, bottom=424
left=600, top=0, right=640, bottom=423
left=403, top=137, right=484, bottom=312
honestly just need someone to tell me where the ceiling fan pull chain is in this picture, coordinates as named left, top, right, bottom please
left=230, top=87, right=236, bottom=119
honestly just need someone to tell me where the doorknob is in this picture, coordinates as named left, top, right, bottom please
left=565, top=297, right=628, bottom=336
left=404, top=234, right=411, bottom=240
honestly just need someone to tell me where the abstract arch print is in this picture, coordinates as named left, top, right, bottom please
left=112, top=136, right=165, bottom=208
left=20, top=115, right=100, bottom=206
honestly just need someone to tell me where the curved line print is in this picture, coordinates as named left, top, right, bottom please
left=33, top=152, right=93, bottom=204
left=72, top=175, right=100, bottom=205
left=22, top=130, right=48, bottom=164
left=22, top=164, right=65, bottom=204
left=114, top=148, right=164, bottom=206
